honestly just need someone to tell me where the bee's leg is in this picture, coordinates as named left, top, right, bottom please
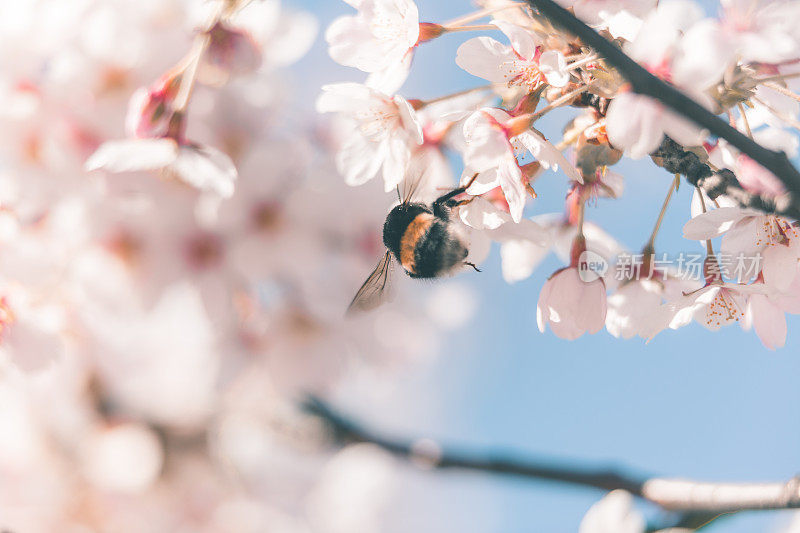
left=464, top=261, right=481, bottom=273
left=433, top=173, right=479, bottom=216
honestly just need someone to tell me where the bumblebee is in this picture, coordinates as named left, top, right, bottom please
left=348, top=172, right=479, bottom=314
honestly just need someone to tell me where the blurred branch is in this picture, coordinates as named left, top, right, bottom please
left=305, top=397, right=800, bottom=516
left=524, top=0, right=800, bottom=200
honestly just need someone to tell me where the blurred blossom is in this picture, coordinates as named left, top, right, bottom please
left=579, top=490, right=645, bottom=533
left=0, top=0, right=452, bottom=531
left=4, top=0, right=800, bottom=531
left=81, top=422, right=164, bottom=493
left=426, top=283, right=478, bottom=330
left=306, top=444, right=398, bottom=533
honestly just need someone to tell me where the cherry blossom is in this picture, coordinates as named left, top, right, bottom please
left=683, top=206, right=800, bottom=287
left=326, top=0, right=420, bottom=74
left=4, top=0, right=800, bottom=530
left=317, top=82, right=423, bottom=191
left=666, top=276, right=762, bottom=332
left=720, top=0, right=800, bottom=63
left=561, top=0, right=657, bottom=41
left=537, top=266, right=607, bottom=340
left=85, top=138, right=238, bottom=199
left=605, top=279, right=673, bottom=340
left=456, top=20, right=570, bottom=89
left=461, top=107, right=580, bottom=222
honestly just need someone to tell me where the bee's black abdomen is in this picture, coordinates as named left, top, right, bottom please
left=410, top=220, right=468, bottom=278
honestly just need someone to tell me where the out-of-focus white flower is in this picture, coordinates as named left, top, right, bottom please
left=81, top=422, right=164, bottom=493
left=708, top=134, right=794, bottom=197
left=426, top=283, right=478, bottom=329
left=537, top=266, right=607, bottom=339
left=199, top=22, right=263, bottom=86
left=85, top=282, right=219, bottom=428
left=317, top=82, right=423, bottom=191
left=326, top=0, right=419, bottom=74
left=307, top=444, right=397, bottom=533
left=230, top=0, right=318, bottom=69
left=456, top=21, right=570, bottom=89
left=86, top=138, right=237, bottom=198
left=720, top=0, right=800, bottom=64
left=606, top=3, right=736, bottom=157
left=0, top=292, right=67, bottom=373
left=579, top=490, right=645, bottom=533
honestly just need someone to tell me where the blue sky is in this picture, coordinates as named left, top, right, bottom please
left=289, top=1, right=800, bottom=531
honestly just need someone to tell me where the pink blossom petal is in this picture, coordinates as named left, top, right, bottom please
left=682, top=207, right=748, bottom=240
left=747, top=294, right=787, bottom=350
left=762, top=244, right=798, bottom=292
left=539, top=50, right=570, bottom=87
left=456, top=37, right=517, bottom=83
left=493, top=20, right=540, bottom=60
left=606, top=93, right=665, bottom=159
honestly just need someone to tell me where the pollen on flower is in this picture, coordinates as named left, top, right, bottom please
left=356, top=108, right=399, bottom=140
left=505, top=59, right=547, bottom=90
left=704, top=289, right=744, bottom=328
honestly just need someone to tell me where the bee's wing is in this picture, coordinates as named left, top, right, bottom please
left=347, top=251, right=395, bottom=315
left=400, top=152, right=432, bottom=205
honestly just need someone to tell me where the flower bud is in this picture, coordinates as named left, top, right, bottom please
left=125, top=73, right=182, bottom=138
left=199, top=22, right=262, bottom=86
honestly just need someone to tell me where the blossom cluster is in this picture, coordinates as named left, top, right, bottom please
left=0, top=0, right=463, bottom=531
left=320, top=0, right=800, bottom=349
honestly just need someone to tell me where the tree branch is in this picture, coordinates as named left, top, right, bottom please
left=651, top=136, right=800, bottom=220
left=304, top=397, right=800, bottom=515
left=524, top=0, right=800, bottom=197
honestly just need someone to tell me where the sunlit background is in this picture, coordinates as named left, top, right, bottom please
left=0, top=1, right=798, bottom=532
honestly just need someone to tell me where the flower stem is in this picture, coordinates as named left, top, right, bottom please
left=751, top=94, right=800, bottom=130
left=755, top=72, right=800, bottom=84
left=443, top=24, right=499, bottom=33
left=417, top=84, right=496, bottom=108
left=566, top=54, right=599, bottom=71
left=645, top=174, right=679, bottom=251
left=173, top=0, right=229, bottom=113
left=737, top=102, right=754, bottom=139
left=695, top=186, right=715, bottom=256
left=443, top=2, right=524, bottom=27
left=529, top=84, right=590, bottom=122
left=761, top=81, right=800, bottom=103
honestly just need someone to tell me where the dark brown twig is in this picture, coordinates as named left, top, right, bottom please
left=304, top=397, right=800, bottom=517
left=525, top=0, right=800, bottom=196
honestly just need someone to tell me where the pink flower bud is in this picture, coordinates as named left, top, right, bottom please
left=125, top=73, right=182, bottom=139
